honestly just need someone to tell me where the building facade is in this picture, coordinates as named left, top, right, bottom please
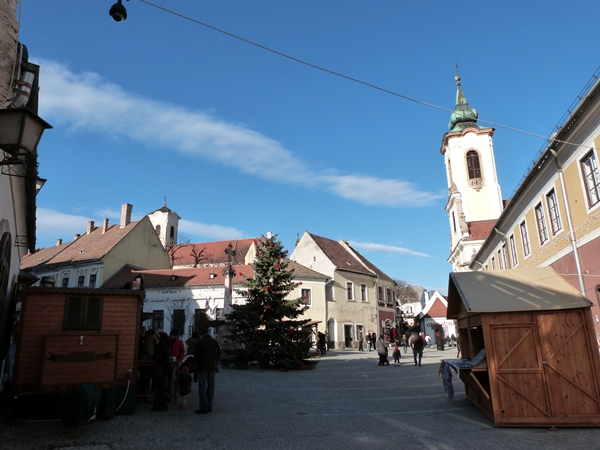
left=0, top=0, right=51, bottom=376
left=470, top=69, right=600, bottom=343
left=21, top=203, right=171, bottom=288
left=291, top=232, right=397, bottom=349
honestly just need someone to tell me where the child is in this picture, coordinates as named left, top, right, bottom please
left=392, top=345, right=401, bottom=367
left=177, top=366, right=193, bottom=410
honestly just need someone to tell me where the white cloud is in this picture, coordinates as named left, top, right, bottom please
left=322, top=175, right=443, bottom=207
left=37, top=60, right=439, bottom=208
left=348, top=241, right=430, bottom=258
left=36, top=208, right=91, bottom=244
left=179, top=219, right=245, bottom=240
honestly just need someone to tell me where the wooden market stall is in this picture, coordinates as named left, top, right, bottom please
left=445, top=267, right=600, bottom=427
left=12, top=286, right=143, bottom=415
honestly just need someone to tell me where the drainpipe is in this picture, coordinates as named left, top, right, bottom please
left=550, top=149, right=586, bottom=295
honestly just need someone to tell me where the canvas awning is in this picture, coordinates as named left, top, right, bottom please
left=447, top=267, right=592, bottom=318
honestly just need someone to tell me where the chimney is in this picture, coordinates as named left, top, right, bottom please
left=120, top=203, right=132, bottom=228
left=74, top=234, right=80, bottom=240
left=87, top=220, right=95, bottom=234
left=56, top=239, right=62, bottom=246
left=102, top=218, right=109, bottom=234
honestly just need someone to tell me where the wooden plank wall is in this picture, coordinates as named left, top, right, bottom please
left=14, top=289, right=141, bottom=393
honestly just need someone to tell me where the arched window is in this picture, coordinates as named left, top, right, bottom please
left=155, top=224, right=161, bottom=236
left=466, top=150, right=481, bottom=180
left=169, top=226, right=175, bottom=245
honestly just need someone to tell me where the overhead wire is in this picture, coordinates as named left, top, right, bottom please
left=139, top=0, right=591, bottom=152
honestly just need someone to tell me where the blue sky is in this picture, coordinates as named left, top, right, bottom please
left=19, top=1, right=600, bottom=293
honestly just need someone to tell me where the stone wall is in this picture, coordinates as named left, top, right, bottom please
left=0, top=0, right=18, bottom=106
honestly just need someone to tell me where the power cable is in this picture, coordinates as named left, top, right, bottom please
left=139, top=0, right=592, bottom=151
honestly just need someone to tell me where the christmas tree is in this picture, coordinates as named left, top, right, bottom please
left=223, top=233, right=315, bottom=370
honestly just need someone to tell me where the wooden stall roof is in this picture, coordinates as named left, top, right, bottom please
left=447, top=267, right=592, bottom=318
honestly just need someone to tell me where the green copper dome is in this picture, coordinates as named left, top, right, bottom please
left=449, top=75, right=481, bottom=131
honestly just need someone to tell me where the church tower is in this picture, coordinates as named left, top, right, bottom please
left=147, top=200, right=181, bottom=250
left=440, top=75, right=503, bottom=271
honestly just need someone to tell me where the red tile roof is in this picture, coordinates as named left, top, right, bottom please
left=103, top=264, right=253, bottom=289
left=171, top=238, right=257, bottom=267
left=464, top=220, right=496, bottom=241
left=308, top=233, right=372, bottom=276
left=21, top=220, right=142, bottom=270
left=426, top=297, right=448, bottom=317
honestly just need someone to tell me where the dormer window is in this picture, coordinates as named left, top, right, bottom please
left=466, top=150, right=482, bottom=188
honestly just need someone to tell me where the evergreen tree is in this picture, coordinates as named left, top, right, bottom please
left=223, top=234, right=315, bottom=370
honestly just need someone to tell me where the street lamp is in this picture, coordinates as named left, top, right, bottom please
left=109, top=0, right=129, bottom=22
left=0, top=108, right=51, bottom=157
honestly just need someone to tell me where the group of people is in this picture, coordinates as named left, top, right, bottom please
left=138, top=325, right=221, bottom=414
left=372, top=331, right=427, bottom=367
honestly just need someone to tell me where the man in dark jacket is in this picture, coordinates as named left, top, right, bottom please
left=193, top=326, right=221, bottom=414
left=409, top=331, right=424, bottom=367
left=152, top=332, right=171, bottom=411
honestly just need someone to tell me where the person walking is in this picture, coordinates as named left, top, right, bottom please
left=370, top=331, right=377, bottom=352
left=409, top=331, right=424, bottom=367
left=392, top=344, right=401, bottom=367
left=425, top=334, right=432, bottom=349
left=193, top=325, right=221, bottom=414
left=376, top=335, right=389, bottom=366
left=401, top=333, right=408, bottom=354
left=358, top=329, right=364, bottom=351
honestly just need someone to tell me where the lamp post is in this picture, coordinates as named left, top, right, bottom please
left=0, top=108, right=52, bottom=252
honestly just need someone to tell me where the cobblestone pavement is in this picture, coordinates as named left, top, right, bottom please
left=3, top=347, right=600, bottom=449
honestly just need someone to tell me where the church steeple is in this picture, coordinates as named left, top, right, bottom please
left=448, top=75, right=481, bottom=132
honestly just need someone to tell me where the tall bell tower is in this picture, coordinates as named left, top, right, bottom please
left=440, top=75, right=503, bottom=271
left=147, top=199, right=181, bottom=250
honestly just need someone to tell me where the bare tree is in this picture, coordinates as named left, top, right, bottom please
left=393, top=280, right=418, bottom=305
left=168, top=236, right=191, bottom=268
left=189, top=244, right=207, bottom=268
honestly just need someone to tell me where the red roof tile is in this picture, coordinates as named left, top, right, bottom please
left=171, top=238, right=257, bottom=267
left=308, top=233, right=373, bottom=276
left=464, top=220, right=496, bottom=241
left=103, top=264, right=253, bottom=289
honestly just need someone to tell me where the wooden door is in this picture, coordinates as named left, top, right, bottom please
left=487, top=310, right=600, bottom=426
left=536, top=310, right=600, bottom=418
left=488, top=322, right=551, bottom=425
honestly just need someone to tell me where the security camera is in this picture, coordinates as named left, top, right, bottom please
left=109, top=0, right=128, bottom=22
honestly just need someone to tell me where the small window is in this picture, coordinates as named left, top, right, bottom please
left=535, top=202, right=548, bottom=244
left=581, top=151, right=600, bottom=207
left=520, top=221, right=530, bottom=256
left=466, top=150, right=481, bottom=180
left=546, top=189, right=562, bottom=235
left=502, top=243, right=509, bottom=269
left=169, top=226, right=175, bottom=245
left=386, top=288, right=393, bottom=306
left=346, top=282, right=354, bottom=301
left=509, top=235, right=518, bottom=267
left=78, top=275, right=85, bottom=287
left=89, top=274, right=97, bottom=288
left=378, top=286, right=384, bottom=306
left=497, top=250, right=504, bottom=270
left=64, top=295, right=103, bottom=330
left=62, top=276, right=69, bottom=288
left=360, top=283, right=367, bottom=302
left=171, top=309, right=185, bottom=334
left=491, top=257, right=496, bottom=270
left=301, top=288, right=312, bottom=306
left=152, top=310, right=164, bottom=331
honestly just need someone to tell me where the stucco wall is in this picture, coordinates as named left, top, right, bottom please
left=0, top=0, right=18, bottom=106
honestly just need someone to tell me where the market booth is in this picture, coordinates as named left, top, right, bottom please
left=445, top=267, right=600, bottom=427
left=11, top=286, right=142, bottom=424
